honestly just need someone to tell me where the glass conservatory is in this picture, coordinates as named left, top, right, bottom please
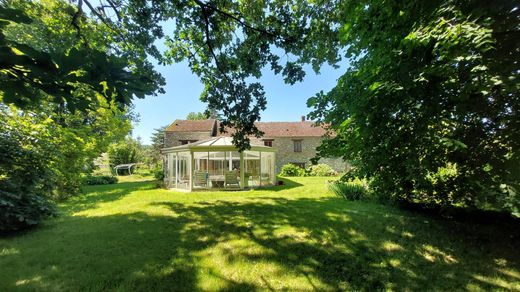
left=162, top=137, right=276, bottom=191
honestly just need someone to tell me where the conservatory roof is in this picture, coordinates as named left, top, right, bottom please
left=161, top=136, right=276, bottom=153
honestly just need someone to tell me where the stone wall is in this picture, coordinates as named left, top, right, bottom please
left=252, top=136, right=347, bottom=173
left=164, top=131, right=213, bottom=148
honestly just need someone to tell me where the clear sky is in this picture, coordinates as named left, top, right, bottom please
left=132, top=43, right=348, bottom=144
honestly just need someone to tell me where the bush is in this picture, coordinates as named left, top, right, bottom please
left=307, top=164, right=337, bottom=176
left=279, top=164, right=307, bottom=177
left=83, top=175, right=118, bottom=185
left=329, top=179, right=367, bottom=201
left=279, top=163, right=339, bottom=177
left=0, top=126, right=56, bottom=232
left=0, top=191, right=55, bottom=232
left=154, top=167, right=164, bottom=180
left=108, top=137, right=143, bottom=168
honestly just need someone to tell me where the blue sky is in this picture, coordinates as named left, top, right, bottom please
left=132, top=47, right=348, bottom=144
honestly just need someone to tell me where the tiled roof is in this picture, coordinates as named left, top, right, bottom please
left=165, top=119, right=216, bottom=132
left=255, top=122, right=327, bottom=137
left=166, top=119, right=328, bottom=137
left=216, top=121, right=328, bottom=137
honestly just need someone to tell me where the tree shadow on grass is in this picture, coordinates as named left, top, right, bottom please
left=1, top=196, right=519, bottom=291
left=262, top=177, right=304, bottom=191
left=154, top=198, right=520, bottom=290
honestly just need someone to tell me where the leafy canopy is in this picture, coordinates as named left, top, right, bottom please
left=0, top=0, right=160, bottom=230
left=308, top=1, right=519, bottom=214
left=72, top=0, right=342, bottom=149
left=0, top=0, right=164, bottom=111
left=186, top=111, right=210, bottom=120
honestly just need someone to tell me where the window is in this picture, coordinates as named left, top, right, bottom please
left=263, top=140, right=273, bottom=147
left=180, top=140, right=198, bottom=145
left=293, top=140, right=302, bottom=152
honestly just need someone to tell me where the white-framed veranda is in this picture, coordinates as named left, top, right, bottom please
left=161, top=137, right=276, bottom=191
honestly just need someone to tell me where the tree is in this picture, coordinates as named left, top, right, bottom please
left=307, top=1, right=519, bottom=214
left=0, top=0, right=162, bottom=230
left=186, top=111, right=209, bottom=120
left=0, top=1, right=164, bottom=112
left=68, top=0, right=341, bottom=150
left=0, top=108, right=56, bottom=231
left=108, top=137, right=143, bottom=169
left=148, top=125, right=167, bottom=168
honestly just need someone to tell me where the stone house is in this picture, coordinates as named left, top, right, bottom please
left=164, top=117, right=346, bottom=173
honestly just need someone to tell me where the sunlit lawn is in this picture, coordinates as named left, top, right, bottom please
left=1, top=176, right=519, bottom=291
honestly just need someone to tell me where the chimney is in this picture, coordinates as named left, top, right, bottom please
left=301, top=115, right=306, bottom=122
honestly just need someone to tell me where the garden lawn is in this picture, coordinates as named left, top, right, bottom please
left=1, top=177, right=519, bottom=291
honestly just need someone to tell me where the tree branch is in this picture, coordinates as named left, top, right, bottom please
left=193, top=0, right=278, bottom=39
left=80, top=0, right=127, bottom=41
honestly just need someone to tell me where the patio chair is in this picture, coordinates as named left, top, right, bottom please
left=193, top=171, right=208, bottom=188
left=224, top=171, right=240, bottom=188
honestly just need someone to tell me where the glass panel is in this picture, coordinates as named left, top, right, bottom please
left=244, top=151, right=260, bottom=188
left=192, top=151, right=209, bottom=189
left=227, top=151, right=240, bottom=171
left=223, top=151, right=241, bottom=189
left=206, top=152, right=226, bottom=189
left=176, top=152, right=190, bottom=190
left=260, top=152, right=275, bottom=186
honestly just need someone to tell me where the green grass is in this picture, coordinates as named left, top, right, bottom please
left=115, top=172, right=155, bottom=183
left=1, top=177, right=519, bottom=291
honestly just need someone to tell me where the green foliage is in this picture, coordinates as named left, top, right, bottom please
left=308, top=1, right=520, bottom=215
left=0, top=115, right=55, bottom=231
left=279, top=164, right=307, bottom=177
left=153, top=167, right=165, bottom=181
left=145, top=125, right=167, bottom=169
left=0, top=0, right=139, bottom=226
left=280, top=163, right=338, bottom=177
left=307, top=164, right=337, bottom=177
left=75, top=0, right=340, bottom=150
left=186, top=112, right=209, bottom=120
left=329, top=180, right=367, bottom=201
left=83, top=175, right=118, bottom=186
left=108, top=137, right=143, bottom=168
left=0, top=1, right=163, bottom=112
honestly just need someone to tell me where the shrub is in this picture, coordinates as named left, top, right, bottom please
left=83, top=175, right=118, bottom=185
left=0, top=126, right=56, bottom=231
left=0, top=191, right=56, bottom=232
left=329, top=179, right=367, bottom=201
left=279, top=164, right=306, bottom=177
left=108, top=137, right=143, bottom=168
left=307, top=164, right=337, bottom=176
left=154, top=167, right=165, bottom=180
